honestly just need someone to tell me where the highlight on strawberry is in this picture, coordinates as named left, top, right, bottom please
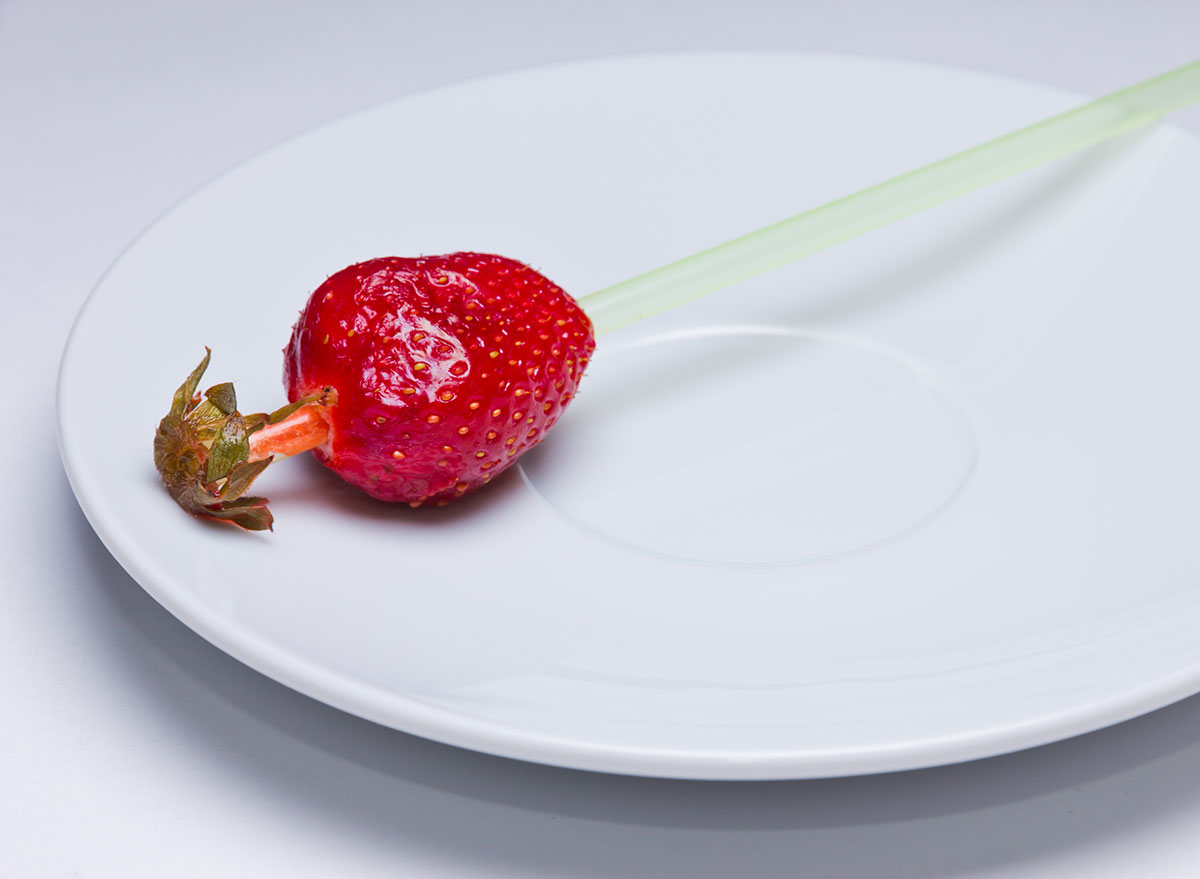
left=154, top=253, right=595, bottom=530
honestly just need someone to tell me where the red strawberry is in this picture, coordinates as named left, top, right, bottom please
left=153, top=253, right=594, bottom=528
left=283, top=253, right=594, bottom=505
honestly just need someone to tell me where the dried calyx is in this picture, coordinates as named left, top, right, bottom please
left=152, top=349, right=334, bottom=531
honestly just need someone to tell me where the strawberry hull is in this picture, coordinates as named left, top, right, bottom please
left=283, top=253, right=594, bottom=506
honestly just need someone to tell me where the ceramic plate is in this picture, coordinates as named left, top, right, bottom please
left=58, top=53, right=1200, bottom=779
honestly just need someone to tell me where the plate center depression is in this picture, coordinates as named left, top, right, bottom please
left=520, top=326, right=975, bottom=564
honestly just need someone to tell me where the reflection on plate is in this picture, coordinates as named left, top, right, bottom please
left=519, top=325, right=976, bottom=565
left=58, top=53, right=1200, bottom=779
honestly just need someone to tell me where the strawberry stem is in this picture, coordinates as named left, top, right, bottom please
left=153, top=350, right=336, bottom=531
left=248, top=403, right=333, bottom=461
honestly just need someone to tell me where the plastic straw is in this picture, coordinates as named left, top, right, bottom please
left=581, top=59, right=1200, bottom=336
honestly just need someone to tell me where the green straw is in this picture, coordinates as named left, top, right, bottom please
left=582, top=59, right=1200, bottom=336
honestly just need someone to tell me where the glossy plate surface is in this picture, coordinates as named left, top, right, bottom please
left=58, top=54, right=1200, bottom=779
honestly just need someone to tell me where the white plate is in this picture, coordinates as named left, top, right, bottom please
left=58, top=53, right=1200, bottom=780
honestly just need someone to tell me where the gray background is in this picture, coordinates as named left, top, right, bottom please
left=5, top=1, right=1200, bottom=876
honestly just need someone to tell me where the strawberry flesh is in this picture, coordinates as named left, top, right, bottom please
left=283, top=253, right=595, bottom=506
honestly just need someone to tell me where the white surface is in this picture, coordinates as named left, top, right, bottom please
left=58, top=52, right=1200, bottom=781
left=8, top=0, right=1200, bottom=873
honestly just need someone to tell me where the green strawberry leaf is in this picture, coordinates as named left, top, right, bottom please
left=204, top=382, right=238, bottom=415
left=218, top=458, right=272, bottom=501
left=198, top=496, right=274, bottom=532
left=168, top=348, right=211, bottom=420
left=205, top=413, right=249, bottom=483
left=155, top=350, right=276, bottom=532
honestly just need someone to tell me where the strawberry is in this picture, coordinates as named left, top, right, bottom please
left=153, top=253, right=594, bottom=528
left=283, top=252, right=594, bottom=505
